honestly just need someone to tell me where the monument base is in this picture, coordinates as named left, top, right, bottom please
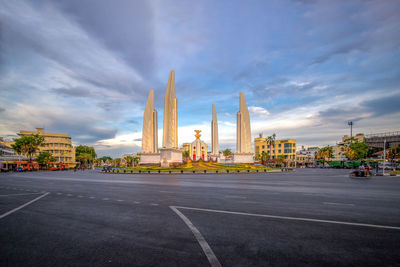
left=138, top=153, right=161, bottom=165
left=210, top=154, right=220, bottom=163
left=233, top=153, right=254, bottom=164
left=160, top=148, right=183, bottom=167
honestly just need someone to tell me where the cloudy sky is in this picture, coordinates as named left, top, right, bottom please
left=1, top=0, right=399, bottom=157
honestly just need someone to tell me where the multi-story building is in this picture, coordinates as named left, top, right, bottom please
left=254, top=138, right=296, bottom=166
left=11, top=128, right=76, bottom=167
left=296, top=154, right=315, bottom=167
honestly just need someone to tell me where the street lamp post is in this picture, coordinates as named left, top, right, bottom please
left=383, top=139, right=386, bottom=176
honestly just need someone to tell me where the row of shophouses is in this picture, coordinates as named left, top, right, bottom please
left=254, top=131, right=400, bottom=167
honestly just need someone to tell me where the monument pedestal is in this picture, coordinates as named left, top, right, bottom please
left=160, top=148, right=182, bottom=167
left=210, top=154, right=220, bottom=162
left=233, top=153, right=254, bottom=164
left=138, top=153, right=161, bottom=165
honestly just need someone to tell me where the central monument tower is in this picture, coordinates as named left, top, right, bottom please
left=160, top=70, right=182, bottom=166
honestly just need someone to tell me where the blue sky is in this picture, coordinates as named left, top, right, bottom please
left=1, top=0, right=399, bottom=157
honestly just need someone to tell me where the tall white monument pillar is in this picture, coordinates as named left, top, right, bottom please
left=233, top=92, right=254, bottom=163
left=211, top=104, right=219, bottom=161
left=139, top=89, right=160, bottom=164
left=160, top=70, right=182, bottom=167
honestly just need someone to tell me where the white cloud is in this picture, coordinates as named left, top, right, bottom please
left=248, top=106, right=270, bottom=117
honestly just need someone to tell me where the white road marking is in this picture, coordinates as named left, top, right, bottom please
left=103, top=198, right=109, bottom=200
left=78, top=195, right=83, bottom=198
left=170, top=206, right=222, bottom=267
left=116, top=199, right=124, bottom=202
left=67, top=194, right=73, bottom=196
left=173, top=206, right=400, bottom=231
left=225, top=195, right=247, bottom=199
left=56, top=193, right=62, bottom=195
left=323, top=202, right=355, bottom=206
left=0, top=192, right=49, bottom=220
left=89, top=196, right=95, bottom=199
left=134, top=201, right=140, bottom=204
left=150, top=203, right=159, bottom=206
left=0, top=192, right=44, bottom=197
left=159, top=190, right=175, bottom=193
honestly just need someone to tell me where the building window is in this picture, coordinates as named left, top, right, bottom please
left=267, top=145, right=270, bottom=148
left=279, top=144, right=281, bottom=147
left=262, top=145, right=265, bottom=149
left=278, top=150, right=281, bottom=153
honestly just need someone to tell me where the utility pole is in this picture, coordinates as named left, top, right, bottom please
left=348, top=121, right=353, bottom=139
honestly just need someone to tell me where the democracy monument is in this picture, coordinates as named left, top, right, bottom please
left=139, top=70, right=254, bottom=166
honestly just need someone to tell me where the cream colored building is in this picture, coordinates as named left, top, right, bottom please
left=296, top=154, right=315, bottom=167
left=14, top=128, right=76, bottom=167
left=254, top=138, right=297, bottom=166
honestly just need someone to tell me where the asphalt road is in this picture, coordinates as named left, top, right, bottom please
left=1, top=169, right=399, bottom=266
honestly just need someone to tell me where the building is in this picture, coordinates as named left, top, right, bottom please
left=13, top=128, right=76, bottom=167
left=296, top=154, right=315, bottom=168
left=365, top=131, right=400, bottom=149
left=254, top=138, right=296, bottom=166
left=332, top=145, right=346, bottom=161
left=297, top=146, right=319, bottom=157
left=338, top=133, right=365, bottom=145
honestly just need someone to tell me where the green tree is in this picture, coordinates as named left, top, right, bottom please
left=222, top=148, right=232, bottom=157
left=182, top=150, right=190, bottom=160
left=260, top=151, right=270, bottom=165
left=125, top=156, right=133, bottom=167
left=37, top=152, right=56, bottom=169
left=342, top=138, right=368, bottom=160
left=388, top=145, right=400, bottom=162
left=77, top=153, right=92, bottom=168
left=317, top=146, right=333, bottom=164
left=76, top=145, right=96, bottom=166
left=99, top=156, right=112, bottom=162
left=276, top=154, right=285, bottom=166
left=11, top=134, right=45, bottom=162
left=133, top=156, right=139, bottom=167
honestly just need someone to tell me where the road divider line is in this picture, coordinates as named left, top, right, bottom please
left=174, top=206, right=400, bottom=230
left=323, top=202, right=354, bottom=206
left=170, top=206, right=222, bottom=267
left=0, top=192, right=49, bottom=220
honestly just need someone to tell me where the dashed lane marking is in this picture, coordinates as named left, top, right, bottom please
left=323, top=202, right=355, bottom=206
left=0, top=192, right=44, bottom=197
left=134, top=201, right=140, bottom=204
left=102, top=198, right=110, bottom=201
left=150, top=203, right=159, bottom=206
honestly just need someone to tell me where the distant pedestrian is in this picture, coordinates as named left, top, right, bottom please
left=359, top=165, right=365, bottom=177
